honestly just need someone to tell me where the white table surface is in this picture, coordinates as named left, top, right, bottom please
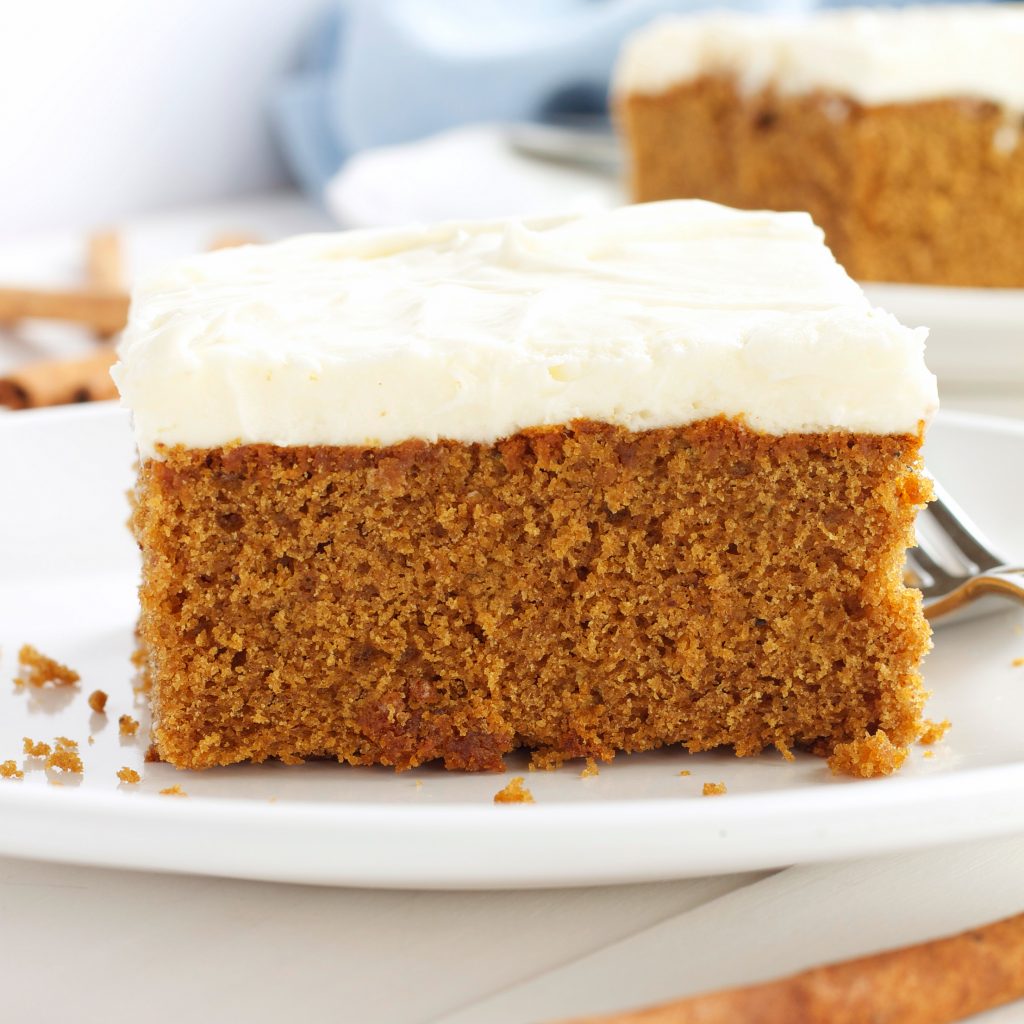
left=2, top=193, right=1023, bottom=1024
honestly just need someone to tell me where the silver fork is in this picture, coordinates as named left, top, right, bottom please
left=908, top=479, right=1024, bottom=624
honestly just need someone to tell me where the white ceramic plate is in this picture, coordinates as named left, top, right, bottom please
left=0, top=405, right=1022, bottom=889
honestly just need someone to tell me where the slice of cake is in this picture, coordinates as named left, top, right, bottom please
left=113, top=201, right=937, bottom=772
left=615, top=6, right=1024, bottom=287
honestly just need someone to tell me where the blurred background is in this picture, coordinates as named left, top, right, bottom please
left=0, top=0, right=1021, bottom=415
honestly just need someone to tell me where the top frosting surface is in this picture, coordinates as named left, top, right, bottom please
left=615, top=5, right=1024, bottom=108
left=114, top=201, right=937, bottom=457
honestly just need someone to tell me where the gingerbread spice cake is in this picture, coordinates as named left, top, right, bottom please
left=113, top=201, right=937, bottom=772
left=615, top=6, right=1024, bottom=287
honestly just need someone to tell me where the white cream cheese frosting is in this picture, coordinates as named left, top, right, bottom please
left=113, top=201, right=937, bottom=457
left=614, top=5, right=1024, bottom=110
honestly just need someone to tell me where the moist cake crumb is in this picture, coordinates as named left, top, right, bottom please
left=55, top=736, right=78, bottom=749
left=46, top=747, right=83, bottom=774
left=679, top=770, right=692, bottom=777
left=88, top=689, right=109, bottom=714
left=22, top=738, right=51, bottom=758
left=132, top=420, right=930, bottom=772
left=494, top=777, right=535, bottom=804
left=15, top=645, right=80, bottom=688
left=117, top=767, right=141, bottom=784
left=159, top=784, right=187, bottom=797
left=702, top=781, right=727, bottom=796
left=119, top=714, right=140, bottom=737
left=580, top=759, right=600, bottom=778
left=1, top=760, right=24, bottom=780
left=918, top=719, right=951, bottom=745
left=828, top=730, right=909, bottom=778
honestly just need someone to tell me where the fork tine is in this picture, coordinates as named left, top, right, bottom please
left=903, top=551, right=932, bottom=593
left=907, top=541, right=955, bottom=590
left=927, top=480, right=1003, bottom=571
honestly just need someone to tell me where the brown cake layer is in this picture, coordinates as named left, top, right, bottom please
left=131, top=417, right=931, bottom=772
left=621, top=76, right=1024, bottom=287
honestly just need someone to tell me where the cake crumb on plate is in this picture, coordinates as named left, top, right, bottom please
left=678, top=770, right=691, bottom=777
left=580, top=759, right=600, bottom=779
left=702, top=781, right=727, bottom=796
left=159, top=784, right=187, bottom=797
left=494, top=777, right=534, bottom=804
left=119, top=714, right=140, bottom=737
left=46, top=747, right=83, bottom=774
left=88, top=689, right=108, bottom=713
left=828, top=730, right=908, bottom=778
left=1, top=760, right=24, bottom=780
left=14, top=644, right=80, bottom=688
left=22, top=737, right=51, bottom=758
left=117, top=767, right=140, bottom=784
left=919, top=719, right=952, bottom=745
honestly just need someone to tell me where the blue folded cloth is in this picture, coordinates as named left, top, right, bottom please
left=271, top=0, right=815, bottom=199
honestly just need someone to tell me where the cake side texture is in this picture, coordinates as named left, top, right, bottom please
left=133, top=418, right=930, bottom=771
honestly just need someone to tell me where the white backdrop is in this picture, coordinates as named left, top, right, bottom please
left=0, top=0, right=327, bottom=237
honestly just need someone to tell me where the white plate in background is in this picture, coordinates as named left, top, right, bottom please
left=0, top=405, right=1022, bottom=889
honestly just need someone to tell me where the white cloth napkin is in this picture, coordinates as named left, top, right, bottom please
left=437, top=835, right=1024, bottom=1024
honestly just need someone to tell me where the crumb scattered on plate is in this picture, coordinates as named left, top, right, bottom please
left=159, top=784, right=186, bottom=797
left=702, top=781, right=727, bottom=797
left=22, top=737, right=51, bottom=758
left=117, top=767, right=141, bottom=784
left=828, top=730, right=908, bottom=778
left=55, top=736, right=78, bottom=749
left=580, top=758, right=600, bottom=779
left=88, top=689, right=108, bottom=713
left=1, top=760, right=24, bottom=780
left=678, top=770, right=691, bottom=777
left=46, top=746, right=83, bottom=774
left=923, top=750, right=935, bottom=759
left=1013, top=657, right=1024, bottom=668
left=494, top=777, right=534, bottom=804
left=119, top=714, right=140, bottom=737
left=15, top=644, right=80, bottom=688
left=919, top=719, right=952, bottom=745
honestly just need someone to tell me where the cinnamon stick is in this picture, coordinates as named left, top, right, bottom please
left=0, top=347, right=117, bottom=409
left=86, top=229, right=124, bottom=292
left=86, top=230, right=126, bottom=338
left=553, top=911, right=1024, bottom=1024
left=0, top=287, right=129, bottom=337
